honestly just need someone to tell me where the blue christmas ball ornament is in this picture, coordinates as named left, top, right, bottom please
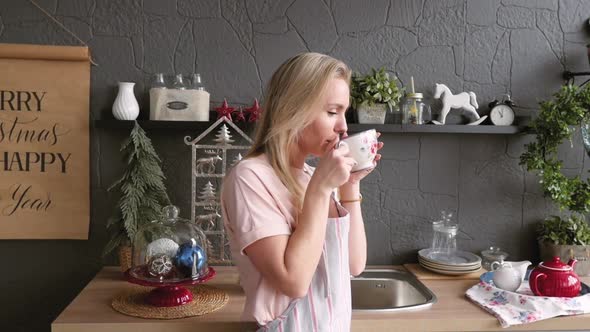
left=174, top=239, right=207, bottom=277
left=193, top=245, right=206, bottom=271
left=175, top=242, right=194, bottom=267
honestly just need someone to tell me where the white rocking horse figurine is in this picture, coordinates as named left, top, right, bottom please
left=432, top=83, right=488, bottom=125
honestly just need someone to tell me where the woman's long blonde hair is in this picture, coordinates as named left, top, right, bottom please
left=246, top=52, right=351, bottom=210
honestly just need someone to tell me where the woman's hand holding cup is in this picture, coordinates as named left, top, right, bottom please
left=311, top=140, right=357, bottom=193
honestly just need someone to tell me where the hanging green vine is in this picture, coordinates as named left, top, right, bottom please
left=520, top=84, right=590, bottom=213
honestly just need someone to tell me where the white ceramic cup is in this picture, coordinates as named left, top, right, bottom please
left=340, top=129, right=378, bottom=172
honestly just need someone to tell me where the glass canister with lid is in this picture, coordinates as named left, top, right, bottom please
left=129, top=205, right=210, bottom=283
left=430, top=211, right=458, bottom=261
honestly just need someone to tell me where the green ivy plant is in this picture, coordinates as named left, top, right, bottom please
left=519, top=84, right=590, bottom=213
left=538, top=215, right=590, bottom=245
left=350, top=67, right=404, bottom=111
left=520, top=84, right=590, bottom=245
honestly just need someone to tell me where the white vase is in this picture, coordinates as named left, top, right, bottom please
left=112, top=82, right=139, bottom=120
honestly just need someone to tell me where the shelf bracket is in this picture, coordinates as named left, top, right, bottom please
left=563, top=71, right=590, bottom=81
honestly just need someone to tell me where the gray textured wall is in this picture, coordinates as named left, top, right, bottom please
left=1, top=1, right=589, bottom=331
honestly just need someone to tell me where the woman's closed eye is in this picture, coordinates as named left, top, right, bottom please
left=327, top=107, right=342, bottom=116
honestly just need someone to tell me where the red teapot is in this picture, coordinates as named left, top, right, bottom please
left=529, top=256, right=581, bottom=297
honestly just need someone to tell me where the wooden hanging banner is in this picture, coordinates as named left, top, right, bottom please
left=0, top=43, right=90, bottom=239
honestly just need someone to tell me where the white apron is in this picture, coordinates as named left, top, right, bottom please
left=258, top=196, right=351, bottom=332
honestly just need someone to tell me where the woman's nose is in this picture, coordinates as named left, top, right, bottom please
left=336, top=114, right=348, bottom=134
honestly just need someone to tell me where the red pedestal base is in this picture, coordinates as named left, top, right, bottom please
left=125, top=266, right=216, bottom=307
left=145, top=286, right=193, bottom=307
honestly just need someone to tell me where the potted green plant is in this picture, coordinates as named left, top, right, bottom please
left=350, top=67, right=403, bottom=124
left=103, top=121, right=171, bottom=272
left=537, top=215, right=590, bottom=276
left=520, top=83, right=590, bottom=275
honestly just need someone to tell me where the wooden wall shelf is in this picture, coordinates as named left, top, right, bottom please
left=347, top=124, right=526, bottom=134
left=96, top=120, right=527, bottom=135
left=94, top=119, right=254, bottom=131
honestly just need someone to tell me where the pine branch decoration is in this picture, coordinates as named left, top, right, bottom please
left=104, top=121, right=171, bottom=256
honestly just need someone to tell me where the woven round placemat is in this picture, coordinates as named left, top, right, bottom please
left=111, top=284, right=229, bottom=319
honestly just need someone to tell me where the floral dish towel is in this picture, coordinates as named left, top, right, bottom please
left=465, top=278, right=590, bottom=328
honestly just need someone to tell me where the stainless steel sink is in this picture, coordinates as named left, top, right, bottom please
left=351, top=269, right=437, bottom=312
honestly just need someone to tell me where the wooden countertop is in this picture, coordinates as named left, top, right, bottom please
left=52, top=266, right=590, bottom=332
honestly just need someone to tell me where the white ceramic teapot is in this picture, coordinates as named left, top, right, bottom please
left=491, top=260, right=531, bottom=292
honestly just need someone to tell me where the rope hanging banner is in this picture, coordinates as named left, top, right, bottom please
left=28, top=0, right=98, bottom=66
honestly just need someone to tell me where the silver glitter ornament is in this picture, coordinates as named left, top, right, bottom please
left=148, top=254, right=173, bottom=278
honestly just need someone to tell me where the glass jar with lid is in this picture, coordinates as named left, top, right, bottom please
left=402, top=93, right=431, bottom=124
left=129, top=205, right=210, bottom=283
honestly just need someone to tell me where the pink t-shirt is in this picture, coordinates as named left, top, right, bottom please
left=221, top=154, right=312, bottom=325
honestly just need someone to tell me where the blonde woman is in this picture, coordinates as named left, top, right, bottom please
left=221, top=53, right=383, bottom=331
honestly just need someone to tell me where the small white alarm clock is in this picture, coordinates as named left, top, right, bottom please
left=489, top=95, right=515, bottom=126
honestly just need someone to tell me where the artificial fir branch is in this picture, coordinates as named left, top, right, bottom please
left=104, top=121, right=171, bottom=256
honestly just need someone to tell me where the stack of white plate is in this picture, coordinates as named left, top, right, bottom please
left=418, top=248, right=482, bottom=275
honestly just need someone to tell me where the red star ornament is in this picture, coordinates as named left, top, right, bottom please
left=215, top=99, right=235, bottom=121
left=234, top=107, right=247, bottom=122
left=245, top=99, right=262, bottom=122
